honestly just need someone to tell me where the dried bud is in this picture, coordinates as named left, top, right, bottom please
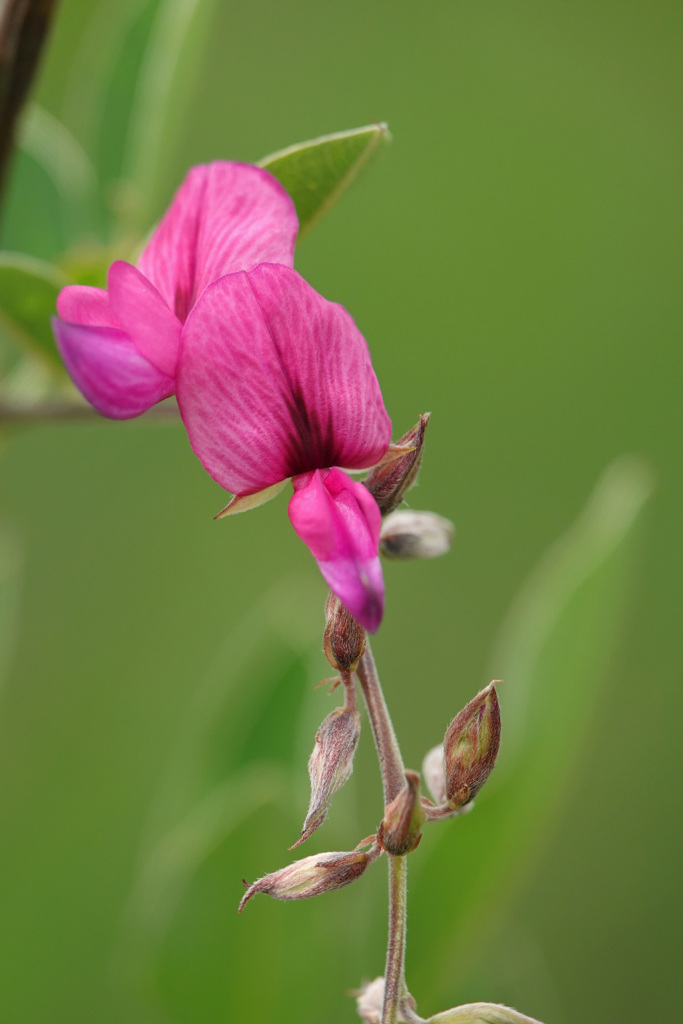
left=363, top=413, right=429, bottom=515
left=294, top=707, right=361, bottom=847
left=323, top=591, right=366, bottom=671
left=380, top=510, right=454, bottom=560
left=238, top=844, right=380, bottom=913
left=354, top=977, right=414, bottom=1023
left=422, top=743, right=447, bottom=805
left=355, top=977, right=386, bottom=1023
left=444, top=682, right=501, bottom=808
left=427, top=1002, right=545, bottom=1023
left=378, top=770, right=426, bottom=856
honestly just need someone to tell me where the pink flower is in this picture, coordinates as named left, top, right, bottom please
left=52, top=162, right=391, bottom=630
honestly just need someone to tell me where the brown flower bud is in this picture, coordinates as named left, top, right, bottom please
left=380, top=510, right=454, bottom=560
left=238, top=844, right=380, bottom=913
left=363, top=413, right=430, bottom=515
left=293, top=707, right=361, bottom=847
left=422, top=743, right=447, bottom=805
left=444, top=682, right=501, bottom=809
left=323, top=591, right=366, bottom=671
left=378, top=770, right=426, bottom=856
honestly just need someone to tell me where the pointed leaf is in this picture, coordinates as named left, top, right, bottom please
left=259, top=123, right=391, bottom=237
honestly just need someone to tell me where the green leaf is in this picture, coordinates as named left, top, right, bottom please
left=415, top=457, right=654, bottom=986
left=259, top=122, right=391, bottom=237
left=116, top=576, right=322, bottom=985
left=0, top=252, right=69, bottom=373
left=120, top=0, right=221, bottom=233
left=60, top=0, right=220, bottom=239
left=18, top=105, right=100, bottom=245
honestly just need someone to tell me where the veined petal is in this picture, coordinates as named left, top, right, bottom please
left=108, top=261, right=182, bottom=377
left=52, top=318, right=174, bottom=419
left=176, top=264, right=391, bottom=495
left=57, top=285, right=118, bottom=328
left=137, top=163, right=298, bottom=321
left=288, top=468, right=384, bottom=632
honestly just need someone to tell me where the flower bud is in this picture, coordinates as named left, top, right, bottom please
left=238, top=844, right=380, bottom=913
left=444, top=682, right=501, bottom=808
left=294, top=707, right=361, bottom=847
left=355, top=977, right=386, bottom=1023
left=363, top=413, right=429, bottom=515
left=323, top=591, right=366, bottom=671
left=378, top=770, right=426, bottom=856
left=426, top=1003, right=544, bottom=1023
left=422, top=743, right=447, bottom=805
left=354, top=977, right=413, bottom=1023
left=380, top=509, right=454, bottom=560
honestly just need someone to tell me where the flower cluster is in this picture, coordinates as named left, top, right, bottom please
left=52, top=163, right=391, bottom=629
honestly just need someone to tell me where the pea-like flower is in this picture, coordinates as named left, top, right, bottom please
left=52, top=162, right=391, bottom=630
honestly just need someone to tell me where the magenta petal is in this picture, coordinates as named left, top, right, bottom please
left=52, top=317, right=175, bottom=419
left=57, top=285, right=118, bottom=328
left=137, top=163, right=298, bottom=321
left=288, top=468, right=384, bottom=632
left=176, top=264, right=391, bottom=495
left=107, top=261, right=182, bottom=377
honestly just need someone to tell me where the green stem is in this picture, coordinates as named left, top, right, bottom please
left=381, top=853, right=408, bottom=1024
left=356, top=641, right=410, bottom=1024
left=356, top=641, right=405, bottom=804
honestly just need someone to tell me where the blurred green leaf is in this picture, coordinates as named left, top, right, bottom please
left=121, top=0, right=220, bottom=233
left=415, top=457, right=653, bottom=989
left=18, top=105, right=100, bottom=244
left=259, top=122, right=391, bottom=237
left=0, top=525, right=22, bottom=700
left=0, top=252, right=68, bottom=373
left=117, top=576, right=321, bottom=994
left=61, top=0, right=148, bottom=178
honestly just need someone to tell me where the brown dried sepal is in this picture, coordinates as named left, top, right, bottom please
left=293, top=707, right=361, bottom=848
left=238, top=841, right=382, bottom=913
left=363, top=413, right=430, bottom=515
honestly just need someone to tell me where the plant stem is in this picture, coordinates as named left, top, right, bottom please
left=0, top=0, right=60, bottom=205
left=356, top=641, right=405, bottom=804
left=356, top=641, right=411, bottom=1024
left=0, top=396, right=181, bottom=423
left=381, top=853, right=408, bottom=1024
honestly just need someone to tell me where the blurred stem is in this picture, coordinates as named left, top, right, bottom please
left=382, top=854, right=408, bottom=1024
left=0, top=396, right=180, bottom=422
left=0, top=0, right=59, bottom=205
left=357, top=641, right=405, bottom=804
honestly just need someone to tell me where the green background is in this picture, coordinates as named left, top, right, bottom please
left=0, top=1, right=681, bottom=1022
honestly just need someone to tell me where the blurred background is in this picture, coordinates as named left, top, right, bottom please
left=0, top=1, right=681, bottom=1021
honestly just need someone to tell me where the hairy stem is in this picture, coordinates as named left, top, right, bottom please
left=381, top=853, right=408, bottom=1024
left=356, top=641, right=405, bottom=804
left=357, top=641, right=411, bottom=1024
